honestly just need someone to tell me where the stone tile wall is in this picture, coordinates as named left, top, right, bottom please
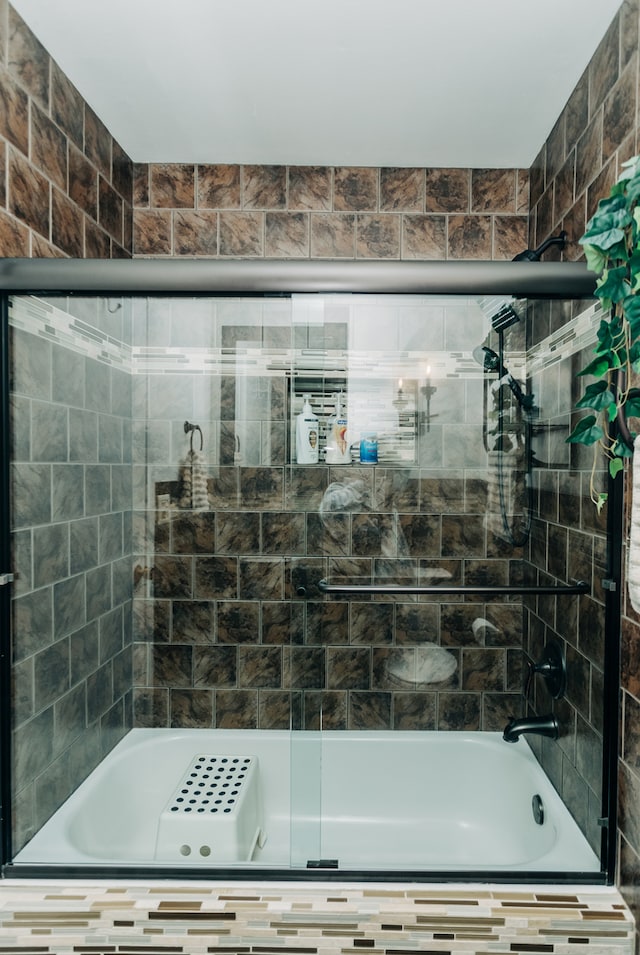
left=9, top=295, right=134, bottom=852
left=527, top=0, right=640, bottom=940
left=130, top=296, right=524, bottom=733
left=0, top=0, right=133, bottom=257
left=133, top=163, right=529, bottom=259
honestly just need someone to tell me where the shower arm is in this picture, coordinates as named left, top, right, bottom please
left=317, top=580, right=590, bottom=596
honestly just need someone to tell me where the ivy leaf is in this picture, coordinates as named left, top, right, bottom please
left=613, top=437, right=635, bottom=458
left=578, top=354, right=614, bottom=377
left=566, top=415, right=605, bottom=445
left=596, top=266, right=630, bottom=303
left=583, top=243, right=608, bottom=274
left=624, top=294, right=640, bottom=336
left=624, top=389, right=640, bottom=417
left=575, top=380, right=615, bottom=411
left=596, top=492, right=608, bottom=514
left=610, top=457, right=625, bottom=479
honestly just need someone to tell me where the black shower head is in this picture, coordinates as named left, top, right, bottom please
left=512, top=230, right=568, bottom=262
left=472, top=345, right=503, bottom=374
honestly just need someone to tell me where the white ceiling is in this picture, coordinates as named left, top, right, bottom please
left=11, top=0, right=624, bottom=168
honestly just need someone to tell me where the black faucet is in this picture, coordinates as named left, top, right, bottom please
left=503, top=714, right=558, bottom=743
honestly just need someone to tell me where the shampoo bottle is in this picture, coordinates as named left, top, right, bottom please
left=325, top=393, right=351, bottom=465
left=296, top=395, right=319, bottom=464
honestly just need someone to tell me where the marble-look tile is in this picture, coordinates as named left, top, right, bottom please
left=133, top=163, right=149, bottom=207
left=239, top=557, right=284, bottom=599
left=398, top=513, right=441, bottom=557
left=243, top=165, right=286, bottom=209
left=462, top=647, right=506, bottom=692
left=99, top=177, right=123, bottom=243
left=174, top=210, right=218, bottom=255
left=9, top=147, right=49, bottom=236
left=133, top=686, right=169, bottom=727
left=34, top=638, right=70, bottom=710
left=194, top=645, right=236, bottom=687
left=85, top=105, right=112, bottom=180
left=425, top=168, right=470, bottom=212
left=265, top=211, right=309, bottom=256
left=219, top=211, right=264, bottom=256
left=151, top=644, right=192, bottom=688
left=169, top=688, right=213, bottom=728
left=51, top=60, right=83, bottom=148
left=401, top=214, right=446, bottom=259
left=150, top=163, right=195, bottom=208
left=380, top=167, right=424, bottom=212
left=304, top=689, right=347, bottom=729
left=472, top=169, right=516, bottom=213
left=575, top=111, right=604, bottom=197
left=198, top=163, right=241, bottom=208
left=52, top=187, right=84, bottom=257
left=589, top=14, right=620, bottom=115
left=0, top=66, right=28, bottom=153
left=310, top=212, right=356, bottom=257
left=447, top=214, right=492, bottom=259
left=288, top=166, right=332, bottom=210
left=238, top=646, right=282, bottom=688
left=285, top=646, right=325, bottom=689
left=356, top=214, right=400, bottom=258
left=112, top=139, right=132, bottom=202
left=216, top=600, right=260, bottom=644
left=441, top=514, right=485, bottom=557
left=215, top=688, right=258, bottom=728
left=31, top=400, right=67, bottom=462
left=8, top=6, right=48, bottom=105
left=12, top=462, right=52, bottom=529
left=349, top=691, right=391, bottom=729
left=262, top=511, right=305, bottom=555
left=493, top=215, right=529, bottom=260
left=259, top=690, right=300, bottom=729
left=172, top=512, right=216, bottom=554
left=351, top=513, right=399, bottom=557
left=395, top=602, right=439, bottom=644
left=350, top=601, right=393, bottom=644
left=215, top=510, right=259, bottom=555
left=603, top=55, right=637, bottom=158
left=68, top=144, right=98, bottom=218
left=327, top=647, right=370, bottom=690
left=483, top=692, right=520, bottom=731
left=393, top=691, right=437, bottom=729
left=262, top=599, right=304, bottom=644
left=172, top=600, right=214, bottom=644
left=0, top=205, right=28, bottom=254
left=305, top=601, right=349, bottom=645
left=334, top=167, right=377, bottom=211
left=30, top=101, right=66, bottom=191
left=240, top=467, right=283, bottom=509
left=438, top=691, right=481, bottom=730
left=194, top=556, right=237, bottom=599
left=133, top=209, right=172, bottom=255
left=152, top=555, right=192, bottom=599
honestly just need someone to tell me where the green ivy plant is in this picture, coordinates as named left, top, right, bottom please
left=567, top=154, right=640, bottom=512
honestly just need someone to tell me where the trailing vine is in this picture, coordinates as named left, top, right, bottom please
left=567, top=154, right=640, bottom=512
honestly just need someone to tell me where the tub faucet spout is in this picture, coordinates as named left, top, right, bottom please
left=502, top=714, right=558, bottom=743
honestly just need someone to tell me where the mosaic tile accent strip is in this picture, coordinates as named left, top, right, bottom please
left=528, top=300, right=601, bottom=375
left=8, top=295, right=132, bottom=369
left=0, top=883, right=633, bottom=954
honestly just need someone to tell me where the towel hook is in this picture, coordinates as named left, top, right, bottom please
left=183, top=420, right=203, bottom=452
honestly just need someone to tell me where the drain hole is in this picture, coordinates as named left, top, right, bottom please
left=200, top=845, right=211, bottom=857
left=532, top=794, right=545, bottom=825
left=180, top=844, right=191, bottom=856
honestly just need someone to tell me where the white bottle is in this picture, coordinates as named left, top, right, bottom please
left=296, top=395, right=319, bottom=464
left=325, top=393, right=351, bottom=465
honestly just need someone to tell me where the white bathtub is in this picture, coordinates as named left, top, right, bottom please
left=15, top=729, right=601, bottom=873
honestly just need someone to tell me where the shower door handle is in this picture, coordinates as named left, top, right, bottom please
left=0, top=573, right=14, bottom=586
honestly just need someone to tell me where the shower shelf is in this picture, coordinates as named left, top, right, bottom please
left=317, top=579, right=590, bottom=596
